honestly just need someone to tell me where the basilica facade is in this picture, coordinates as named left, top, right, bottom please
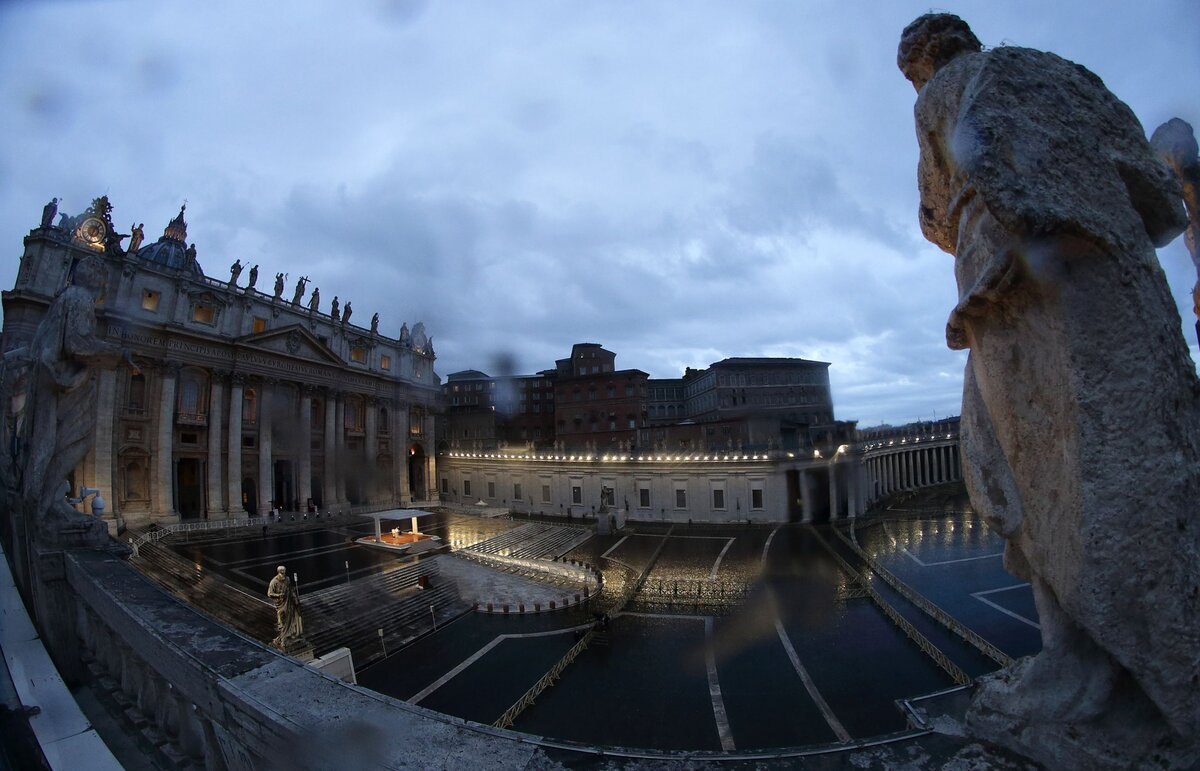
left=1, top=196, right=442, bottom=531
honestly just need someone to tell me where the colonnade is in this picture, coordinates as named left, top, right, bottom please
left=863, top=442, right=961, bottom=505
left=91, top=364, right=439, bottom=524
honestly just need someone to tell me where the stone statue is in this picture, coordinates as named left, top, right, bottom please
left=308, top=287, right=320, bottom=312
left=127, top=223, right=144, bottom=254
left=410, top=322, right=428, bottom=352
left=185, top=243, right=197, bottom=265
left=267, top=566, right=304, bottom=649
left=341, top=301, right=352, bottom=325
left=291, top=275, right=307, bottom=305
left=273, top=273, right=285, bottom=300
left=13, top=255, right=130, bottom=536
left=1151, top=118, right=1200, bottom=344
left=247, top=264, right=259, bottom=290
left=41, top=197, right=58, bottom=228
left=900, top=14, right=1197, bottom=768
left=399, top=322, right=409, bottom=345
left=229, top=259, right=243, bottom=286
left=330, top=296, right=340, bottom=321
left=370, top=313, right=379, bottom=334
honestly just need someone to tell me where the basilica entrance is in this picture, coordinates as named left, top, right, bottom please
left=176, top=458, right=204, bottom=520
left=408, top=444, right=426, bottom=501
left=274, top=459, right=294, bottom=511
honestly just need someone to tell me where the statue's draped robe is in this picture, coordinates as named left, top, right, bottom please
left=21, top=284, right=122, bottom=524
left=914, top=46, right=1198, bottom=735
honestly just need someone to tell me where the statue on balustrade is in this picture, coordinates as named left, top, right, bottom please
left=268, top=565, right=305, bottom=650
left=127, top=223, right=144, bottom=254
left=229, top=259, right=243, bottom=286
left=247, top=264, right=259, bottom=290
left=370, top=313, right=379, bottom=334
left=2, top=255, right=131, bottom=540
left=330, top=296, right=340, bottom=322
left=41, top=197, right=58, bottom=228
left=900, top=13, right=1198, bottom=768
left=308, top=287, right=320, bottom=312
left=341, top=302, right=352, bottom=325
left=292, top=275, right=307, bottom=305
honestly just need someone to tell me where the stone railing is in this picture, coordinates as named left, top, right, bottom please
left=128, top=515, right=267, bottom=556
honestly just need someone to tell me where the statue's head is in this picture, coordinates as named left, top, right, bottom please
left=71, top=256, right=107, bottom=296
left=898, top=13, right=982, bottom=91
left=277, top=565, right=286, bottom=575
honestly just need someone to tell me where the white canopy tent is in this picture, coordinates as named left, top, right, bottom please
left=367, top=509, right=434, bottom=543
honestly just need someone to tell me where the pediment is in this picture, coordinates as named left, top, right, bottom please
left=239, top=324, right=343, bottom=364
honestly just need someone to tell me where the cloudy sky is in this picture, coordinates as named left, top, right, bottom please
left=1, top=1, right=1197, bottom=426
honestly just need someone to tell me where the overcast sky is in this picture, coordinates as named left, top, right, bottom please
left=1, top=1, right=1197, bottom=426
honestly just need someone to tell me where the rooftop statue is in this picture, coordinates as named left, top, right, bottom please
left=342, top=301, right=352, bottom=325
left=330, top=296, right=339, bottom=322
left=41, top=197, right=58, bottom=228
left=127, top=223, right=144, bottom=254
left=291, top=275, right=307, bottom=305
left=308, top=286, right=320, bottom=312
left=229, top=259, right=243, bottom=286
left=370, top=313, right=379, bottom=335
left=247, top=264, right=259, bottom=290
left=900, top=14, right=1197, bottom=768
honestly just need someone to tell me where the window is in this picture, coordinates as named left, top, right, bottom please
left=252, top=316, right=268, bottom=333
left=242, top=388, right=257, bottom=423
left=380, top=355, right=391, bottom=370
left=191, top=304, right=216, bottom=324
left=639, top=487, right=650, bottom=508
left=675, top=487, right=687, bottom=509
left=572, top=485, right=582, bottom=504
left=513, top=482, right=522, bottom=500
left=141, top=289, right=160, bottom=311
left=751, top=488, right=764, bottom=509
left=127, top=373, right=146, bottom=410
left=180, top=431, right=198, bottom=445
left=541, top=484, right=551, bottom=503
left=713, top=489, right=725, bottom=509
left=442, top=478, right=449, bottom=494
left=350, top=346, right=366, bottom=363
left=345, top=398, right=364, bottom=431
left=487, top=481, right=496, bottom=499
left=463, top=480, right=472, bottom=497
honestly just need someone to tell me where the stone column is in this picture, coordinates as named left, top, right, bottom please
left=423, top=411, right=436, bottom=502
left=800, top=469, right=814, bottom=524
left=299, top=386, right=313, bottom=511
left=227, top=374, right=244, bottom=515
left=258, top=381, right=273, bottom=515
left=364, top=398, right=378, bottom=504
left=335, top=393, right=348, bottom=504
left=206, top=375, right=225, bottom=518
left=846, top=461, right=858, bottom=518
left=156, top=363, right=179, bottom=520
left=902, top=451, right=912, bottom=490
left=395, top=403, right=410, bottom=504
left=827, top=461, right=839, bottom=521
left=94, top=368, right=118, bottom=530
left=323, top=391, right=336, bottom=509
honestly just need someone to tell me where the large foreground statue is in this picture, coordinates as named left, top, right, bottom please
left=899, top=14, right=1199, bottom=768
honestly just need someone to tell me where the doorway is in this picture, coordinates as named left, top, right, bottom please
left=176, top=458, right=204, bottom=520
